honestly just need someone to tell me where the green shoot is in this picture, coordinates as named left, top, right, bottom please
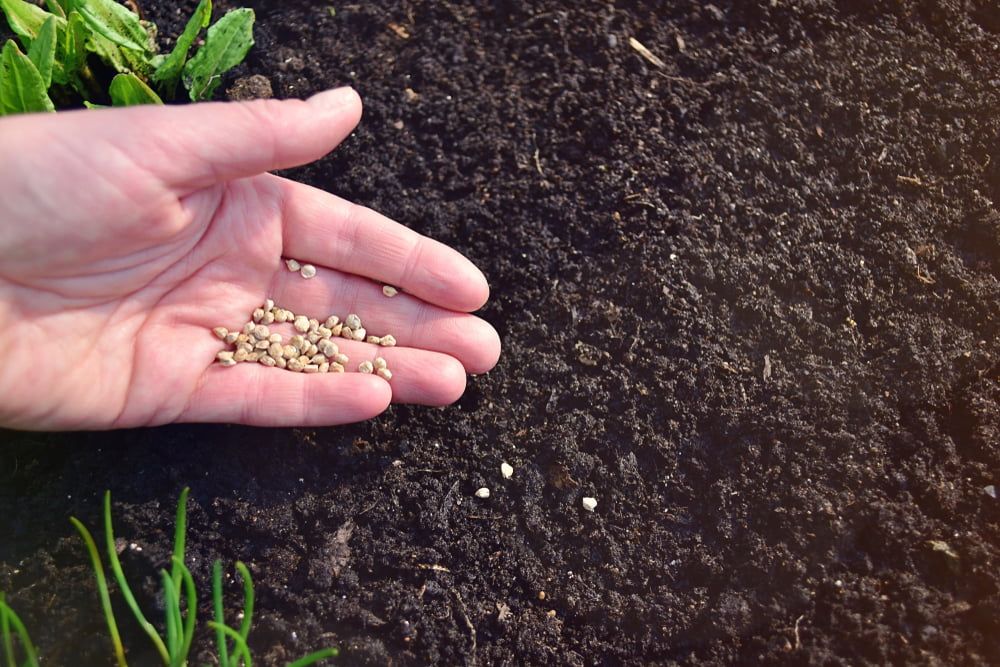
left=69, top=517, right=127, bottom=667
left=207, top=622, right=252, bottom=667
left=0, top=595, right=39, bottom=667
left=287, top=648, right=340, bottom=667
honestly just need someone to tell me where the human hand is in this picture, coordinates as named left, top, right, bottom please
left=0, top=88, right=501, bottom=430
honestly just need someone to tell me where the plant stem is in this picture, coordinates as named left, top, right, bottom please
left=70, top=517, right=128, bottom=667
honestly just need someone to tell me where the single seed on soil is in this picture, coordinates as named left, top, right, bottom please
left=213, top=327, right=228, bottom=340
left=293, top=316, right=310, bottom=333
left=300, top=264, right=317, bottom=279
left=380, top=334, right=397, bottom=347
left=501, top=462, right=514, bottom=479
left=345, top=313, right=362, bottom=329
left=330, top=362, right=345, bottom=373
left=376, top=368, right=393, bottom=381
left=325, top=316, right=340, bottom=328
left=334, top=353, right=349, bottom=365
left=353, top=327, right=367, bottom=341
left=358, top=360, right=374, bottom=374
left=225, top=332, right=239, bottom=344
left=367, top=335, right=381, bottom=344
left=582, top=497, right=598, bottom=512
left=253, top=325, right=270, bottom=340
left=303, top=364, right=320, bottom=373
left=216, top=351, right=236, bottom=366
left=252, top=308, right=265, bottom=323
left=475, top=488, right=490, bottom=499
left=374, top=357, right=387, bottom=370
left=285, top=258, right=301, bottom=271
left=382, top=285, right=398, bottom=297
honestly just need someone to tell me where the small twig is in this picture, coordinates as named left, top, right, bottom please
left=793, top=614, right=805, bottom=650
left=416, top=563, right=451, bottom=573
left=533, top=148, right=544, bottom=176
left=896, top=175, right=927, bottom=187
left=452, top=589, right=477, bottom=667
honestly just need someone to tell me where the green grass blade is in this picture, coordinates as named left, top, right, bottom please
left=103, top=491, right=170, bottom=664
left=170, top=557, right=197, bottom=663
left=207, top=622, right=251, bottom=667
left=1, top=593, right=18, bottom=667
left=287, top=648, right=339, bottom=667
left=170, top=488, right=190, bottom=591
left=212, top=561, right=229, bottom=667
left=0, top=599, right=38, bottom=667
left=159, top=571, right=181, bottom=665
left=69, top=517, right=128, bottom=667
left=234, top=562, right=254, bottom=645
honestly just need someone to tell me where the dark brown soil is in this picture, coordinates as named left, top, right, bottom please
left=2, top=0, right=999, bottom=664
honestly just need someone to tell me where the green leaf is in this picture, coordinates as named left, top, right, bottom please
left=70, top=0, right=149, bottom=52
left=0, top=40, right=54, bottom=115
left=152, top=0, right=210, bottom=99
left=26, top=16, right=56, bottom=88
left=70, top=517, right=127, bottom=667
left=45, top=0, right=66, bottom=19
left=56, top=9, right=86, bottom=86
left=0, top=0, right=66, bottom=49
left=182, top=8, right=254, bottom=102
left=109, top=71, right=161, bottom=106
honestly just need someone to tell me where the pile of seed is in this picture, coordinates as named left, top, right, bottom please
left=213, top=299, right=393, bottom=379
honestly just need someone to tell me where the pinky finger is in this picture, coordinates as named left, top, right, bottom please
left=182, top=364, right=392, bottom=426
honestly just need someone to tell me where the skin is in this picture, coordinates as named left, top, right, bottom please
left=0, top=88, right=501, bottom=430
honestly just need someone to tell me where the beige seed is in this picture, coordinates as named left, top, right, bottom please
left=290, top=335, right=306, bottom=351
left=263, top=310, right=275, bottom=325
left=318, top=326, right=333, bottom=339
left=319, top=362, right=330, bottom=373
left=285, top=258, right=301, bottom=272
left=276, top=357, right=287, bottom=369
left=331, top=323, right=344, bottom=337
left=213, top=327, right=228, bottom=340
left=293, top=316, right=310, bottom=333
left=380, top=334, right=397, bottom=347
left=274, top=309, right=289, bottom=324
left=224, top=332, right=239, bottom=345
left=334, top=353, right=349, bottom=365
left=352, top=327, right=367, bottom=341
left=376, top=368, right=393, bottom=381
left=252, top=325, right=270, bottom=340
left=247, top=351, right=261, bottom=362
left=306, top=343, right=318, bottom=357
left=282, top=345, right=298, bottom=360
left=308, top=318, right=319, bottom=332
left=242, top=322, right=255, bottom=335
left=216, top=351, right=236, bottom=366
left=318, top=339, right=338, bottom=356
left=237, top=342, right=254, bottom=354
left=358, top=360, right=374, bottom=374
left=254, top=340, right=270, bottom=350
left=303, top=364, right=320, bottom=373
left=329, top=362, right=345, bottom=373
left=325, top=315, right=340, bottom=328
left=252, top=308, right=265, bottom=323
left=300, top=264, right=317, bottom=279
left=268, top=333, right=283, bottom=343
left=264, top=298, right=275, bottom=311
left=297, top=355, right=311, bottom=365
left=340, top=327, right=354, bottom=340
left=311, top=354, right=327, bottom=365
left=373, top=357, right=387, bottom=370
left=367, top=336, right=381, bottom=344
left=382, top=285, right=398, bottom=297
left=268, top=343, right=284, bottom=359
left=234, top=348, right=249, bottom=362
left=345, top=314, right=362, bottom=329
left=235, top=333, right=250, bottom=345
left=259, top=355, right=276, bottom=367
left=287, top=359, right=304, bottom=372
left=307, top=332, right=321, bottom=344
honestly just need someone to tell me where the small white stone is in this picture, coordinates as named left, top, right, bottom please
left=475, top=487, right=490, bottom=499
left=501, top=462, right=514, bottom=479
left=285, top=258, right=301, bottom=272
left=300, top=264, right=317, bottom=279
left=985, top=485, right=997, bottom=499
left=581, top=497, right=597, bottom=512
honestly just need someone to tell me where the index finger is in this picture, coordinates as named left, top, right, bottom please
left=274, top=176, right=490, bottom=313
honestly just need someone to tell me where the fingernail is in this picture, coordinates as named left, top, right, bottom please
left=306, top=87, right=359, bottom=111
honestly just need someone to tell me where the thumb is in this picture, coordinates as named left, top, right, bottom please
left=75, top=87, right=362, bottom=191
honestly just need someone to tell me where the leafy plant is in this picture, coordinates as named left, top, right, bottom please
left=0, top=594, right=39, bottom=667
left=0, top=0, right=255, bottom=116
left=67, top=488, right=338, bottom=667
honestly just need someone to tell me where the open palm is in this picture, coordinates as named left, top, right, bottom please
left=0, top=88, right=500, bottom=430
